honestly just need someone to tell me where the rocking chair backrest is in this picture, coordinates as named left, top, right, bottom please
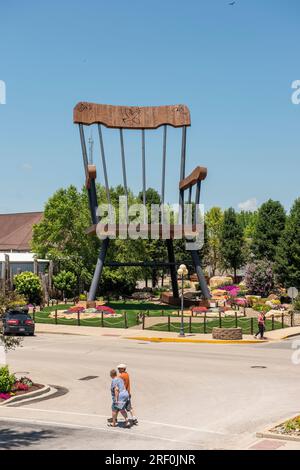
left=74, top=102, right=205, bottom=228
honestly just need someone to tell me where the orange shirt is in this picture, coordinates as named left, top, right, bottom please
left=119, top=372, right=130, bottom=394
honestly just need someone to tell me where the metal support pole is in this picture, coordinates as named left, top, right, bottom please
left=190, top=250, right=211, bottom=300
left=88, top=238, right=110, bottom=301
left=166, top=239, right=179, bottom=298
left=179, top=274, right=185, bottom=337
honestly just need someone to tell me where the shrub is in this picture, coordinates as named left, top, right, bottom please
left=12, top=381, right=29, bottom=392
left=0, top=291, right=27, bottom=315
left=0, top=366, right=16, bottom=393
left=14, top=272, right=42, bottom=304
left=293, top=295, right=300, bottom=312
left=252, top=304, right=272, bottom=313
left=79, top=293, right=87, bottom=301
left=244, top=260, right=275, bottom=297
left=53, top=271, right=77, bottom=298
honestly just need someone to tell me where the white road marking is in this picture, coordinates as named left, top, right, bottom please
left=0, top=416, right=202, bottom=446
left=3, top=406, right=226, bottom=436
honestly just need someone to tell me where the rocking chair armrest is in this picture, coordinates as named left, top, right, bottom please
left=85, top=165, right=97, bottom=189
left=179, top=166, right=207, bottom=191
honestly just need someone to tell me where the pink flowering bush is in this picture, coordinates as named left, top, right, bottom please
left=219, top=285, right=240, bottom=297
left=191, top=306, right=208, bottom=313
left=96, top=305, right=116, bottom=315
left=0, top=393, right=11, bottom=400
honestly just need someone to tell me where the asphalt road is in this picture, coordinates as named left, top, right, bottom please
left=1, top=334, right=300, bottom=450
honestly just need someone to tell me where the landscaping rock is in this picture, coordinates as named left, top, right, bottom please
left=212, top=327, right=243, bottom=340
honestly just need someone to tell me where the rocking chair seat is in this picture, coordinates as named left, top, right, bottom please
left=86, top=223, right=202, bottom=239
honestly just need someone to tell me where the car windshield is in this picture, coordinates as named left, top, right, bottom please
left=8, top=311, right=28, bottom=315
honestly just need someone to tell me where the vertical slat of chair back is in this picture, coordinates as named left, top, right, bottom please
left=179, top=126, right=187, bottom=225
left=161, top=125, right=167, bottom=224
left=141, top=129, right=146, bottom=223
left=119, top=129, right=128, bottom=223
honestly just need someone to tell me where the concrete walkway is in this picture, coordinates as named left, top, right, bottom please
left=35, top=323, right=300, bottom=343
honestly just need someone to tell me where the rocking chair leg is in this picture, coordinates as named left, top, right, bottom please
left=88, top=237, right=110, bottom=301
left=190, top=250, right=211, bottom=300
left=166, top=239, right=179, bottom=298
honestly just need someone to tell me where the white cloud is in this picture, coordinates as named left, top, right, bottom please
left=238, top=198, right=258, bottom=212
left=21, top=163, right=32, bottom=171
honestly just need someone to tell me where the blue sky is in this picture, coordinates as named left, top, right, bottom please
left=0, top=0, right=299, bottom=214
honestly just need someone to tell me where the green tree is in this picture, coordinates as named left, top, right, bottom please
left=244, top=260, right=275, bottom=297
left=220, top=208, right=245, bottom=282
left=275, top=198, right=300, bottom=289
left=252, top=199, right=286, bottom=262
left=31, top=185, right=100, bottom=292
left=205, top=207, right=223, bottom=275
left=53, top=270, right=77, bottom=298
left=14, top=272, right=42, bottom=304
left=236, top=210, right=258, bottom=239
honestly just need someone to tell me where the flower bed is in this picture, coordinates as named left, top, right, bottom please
left=271, top=416, right=300, bottom=438
left=0, top=367, right=43, bottom=403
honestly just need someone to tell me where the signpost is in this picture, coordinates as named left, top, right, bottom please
left=288, top=287, right=299, bottom=303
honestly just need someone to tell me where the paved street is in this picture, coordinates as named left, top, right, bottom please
left=1, top=333, right=300, bottom=450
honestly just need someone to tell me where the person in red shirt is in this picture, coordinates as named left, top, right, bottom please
left=254, top=312, right=266, bottom=339
left=117, top=364, right=138, bottom=425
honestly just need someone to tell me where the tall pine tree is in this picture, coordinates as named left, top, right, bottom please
left=220, top=208, right=245, bottom=282
left=252, top=199, right=286, bottom=261
left=275, top=198, right=300, bottom=289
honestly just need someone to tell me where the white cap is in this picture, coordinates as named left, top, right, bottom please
left=117, top=363, right=127, bottom=369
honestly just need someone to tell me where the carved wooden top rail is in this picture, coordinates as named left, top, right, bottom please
left=74, top=102, right=191, bottom=129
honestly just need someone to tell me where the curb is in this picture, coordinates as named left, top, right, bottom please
left=256, top=413, right=300, bottom=442
left=124, top=336, right=266, bottom=344
left=256, top=431, right=300, bottom=443
left=0, top=385, right=51, bottom=406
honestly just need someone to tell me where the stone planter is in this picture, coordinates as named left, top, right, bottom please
left=212, top=327, right=243, bottom=340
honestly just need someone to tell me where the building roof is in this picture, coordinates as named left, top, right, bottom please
left=0, top=252, right=48, bottom=263
left=0, top=212, right=43, bottom=252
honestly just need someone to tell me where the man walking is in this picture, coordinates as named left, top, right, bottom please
left=117, top=363, right=138, bottom=425
left=108, top=369, right=130, bottom=428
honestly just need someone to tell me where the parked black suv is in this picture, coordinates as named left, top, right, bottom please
left=1, top=307, right=35, bottom=336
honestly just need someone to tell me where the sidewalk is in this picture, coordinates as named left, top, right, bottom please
left=34, top=322, right=300, bottom=343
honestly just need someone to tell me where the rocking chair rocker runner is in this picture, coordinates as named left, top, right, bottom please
left=74, top=102, right=211, bottom=303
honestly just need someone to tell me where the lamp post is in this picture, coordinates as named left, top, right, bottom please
left=177, top=264, right=188, bottom=337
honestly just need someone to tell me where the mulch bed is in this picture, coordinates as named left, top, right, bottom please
left=0, top=383, right=44, bottom=403
left=271, top=416, right=300, bottom=438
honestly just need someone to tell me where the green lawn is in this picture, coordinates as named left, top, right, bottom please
left=147, top=318, right=284, bottom=334
left=34, top=301, right=179, bottom=329
left=33, top=302, right=285, bottom=333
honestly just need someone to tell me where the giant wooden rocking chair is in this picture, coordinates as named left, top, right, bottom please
left=74, top=102, right=210, bottom=302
